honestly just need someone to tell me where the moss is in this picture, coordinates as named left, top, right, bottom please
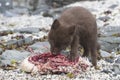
left=116, top=51, right=120, bottom=55
left=11, top=59, right=17, bottom=64
left=112, top=33, right=120, bottom=37
left=66, top=73, right=74, bottom=78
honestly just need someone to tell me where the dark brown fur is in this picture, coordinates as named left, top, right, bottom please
left=48, top=7, right=99, bottom=67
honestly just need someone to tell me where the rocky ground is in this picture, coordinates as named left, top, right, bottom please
left=0, top=0, right=120, bottom=80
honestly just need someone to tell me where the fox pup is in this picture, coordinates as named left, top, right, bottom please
left=48, top=7, right=99, bottom=67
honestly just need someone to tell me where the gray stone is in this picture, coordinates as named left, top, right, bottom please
left=115, top=56, right=120, bottom=64
left=98, top=40, right=119, bottom=52
left=113, top=63, right=120, bottom=74
left=105, top=58, right=115, bottom=63
left=0, top=0, right=13, bottom=13
left=29, top=42, right=50, bottom=53
left=5, top=40, right=17, bottom=49
left=1, top=50, right=30, bottom=60
left=17, top=39, right=24, bottom=47
left=4, top=0, right=13, bottom=9
left=113, top=56, right=120, bottom=74
left=24, top=37, right=33, bottom=44
left=0, top=50, right=31, bottom=66
left=99, top=37, right=120, bottom=44
left=0, top=0, right=6, bottom=13
left=100, top=50, right=111, bottom=58
left=27, top=0, right=39, bottom=11
left=5, top=7, right=29, bottom=16
left=46, top=0, right=95, bottom=8
left=14, top=27, right=40, bottom=33
left=109, top=4, right=118, bottom=9
left=101, top=69, right=112, bottom=74
left=100, top=26, right=120, bottom=37
left=98, top=16, right=111, bottom=22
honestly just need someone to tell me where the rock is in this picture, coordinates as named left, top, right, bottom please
left=113, top=63, right=120, bottom=74
left=99, top=37, right=120, bottom=44
left=27, top=0, right=39, bottom=11
left=113, top=56, right=120, bottom=74
left=115, top=56, right=120, bottom=63
left=100, top=50, right=111, bottom=58
left=17, top=39, right=24, bottom=47
left=109, top=4, right=118, bottom=9
left=0, top=50, right=31, bottom=66
left=26, top=0, right=49, bottom=15
left=0, top=0, right=13, bottom=13
left=1, top=50, right=30, bottom=60
left=43, top=7, right=64, bottom=18
left=14, top=27, right=40, bottom=33
left=0, top=60, right=11, bottom=66
left=46, top=0, right=91, bottom=8
left=5, top=40, right=18, bottom=49
left=98, top=40, right=119, bottom=52
left=100, top=26, right=120, bottom=37
left=101, top=69, right=112, bottom=74
left=7, top=8, right=29, bottom=16
left=98, top=16, right=111, bottom=22
left=24, top=37, right=33, bottom=45
left=105, top=58, right=115, bottom=63
left=28, top=42, right=50, bottom=53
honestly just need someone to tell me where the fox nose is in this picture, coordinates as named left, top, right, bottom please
left=51, top=47, right=60, bottom=55
left=51, top=47, right=57, bottom=53
left=54, top=48, right=58, bottom=51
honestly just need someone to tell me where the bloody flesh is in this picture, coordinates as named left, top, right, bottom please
left=29, top=53, right=76, bottom=67
left=28, top=52, right=90, bottom=74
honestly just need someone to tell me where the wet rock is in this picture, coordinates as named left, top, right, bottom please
left=113, top=56, right=120, bottom=74
left=27, top=0, right=49, bottom=15
left=1, top=50, right=31, bottom=60
left=99, top=25, right=120, bottom=52
left=101, top=69, right=112, bottom=74
left=99, top=37, right=120, bottom=44
left=100, top=50, right=111, bottom=58
left=0, top=60, right=11, bottom=66
left=5, top=40, right=17, bottom=49
left=42, top=7, right=64, bottom=18
left=0, top=0, right=13, bottom=13
left=100, top=26, right=120, bottom=37
left=113, top=63, right=120, bottom=74
left=98, top=40, right=119, bottom=52
left=105, top=58, right=115, bottom=63
left=14, top=27, right=40, bottom=33
left=115, top=56, right=120, bottom=64
left=98, top=16, right=111, bottom=22
left=24, top=37, right=33, bottom=45
left=109, top=4, right=118, bottom=9
left=46, top=0, right=95, bottom=8
left=28, top=42, right=50, bottom=53
left=17, top=39, right=24, bottom=47
left=27, top=0, right=39, bottom=11
left=0, top=50, right=31, bottom=66
left=6, top=8, right=29, bottom=16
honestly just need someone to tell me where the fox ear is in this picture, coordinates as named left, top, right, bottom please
left=51, top=19, right=60, bottom=29
left=69, top=25, right=76, bottom=35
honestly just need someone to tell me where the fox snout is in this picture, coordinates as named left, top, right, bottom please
left=50, top=47, right=61, bottom=55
